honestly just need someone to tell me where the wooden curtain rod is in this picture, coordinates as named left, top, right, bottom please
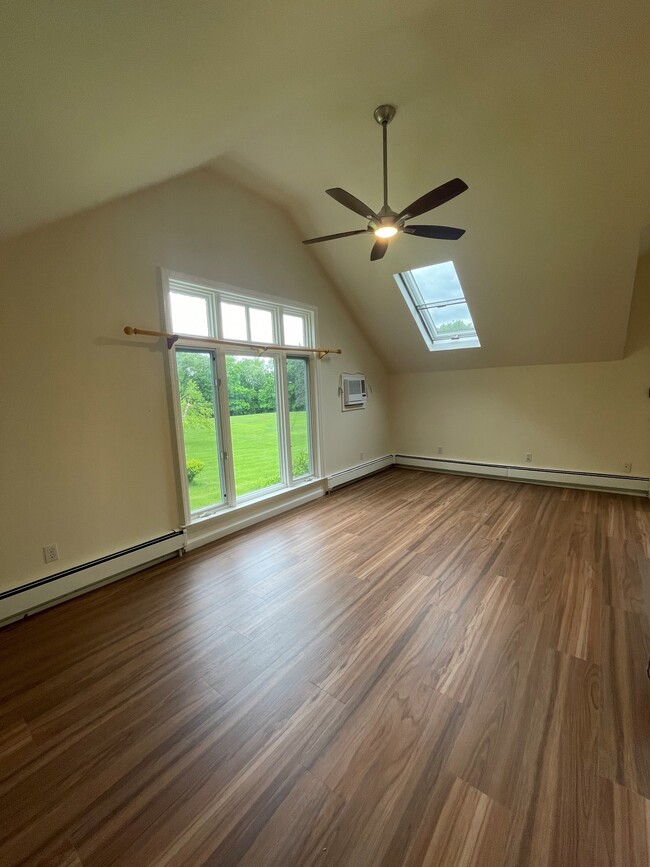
left=124, top=326, right=342, bottom=359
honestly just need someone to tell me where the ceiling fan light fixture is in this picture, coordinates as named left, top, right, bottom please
left=374, top=224, right=398, bottom=239
left=302, top=105, right=468, bottom=260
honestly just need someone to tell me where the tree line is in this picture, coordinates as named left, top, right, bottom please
left=176, top=352, right=307, bottom=427
left=437, top=318, right=472, bottom=334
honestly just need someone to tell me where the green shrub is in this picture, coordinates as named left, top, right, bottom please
left=186, top=459, right=205, bottom=484
left=292, top=450, right=310, bottom=478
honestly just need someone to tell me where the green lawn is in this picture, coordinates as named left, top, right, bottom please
left=182, top=411, right=309, bottom=510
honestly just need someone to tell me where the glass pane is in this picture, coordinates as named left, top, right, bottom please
left=410, top=261, right=464, bottom=304
left=175, top=350, right=223, bottom=512
left=287, top=357, right=311, bottom=479
left=283, top=313, right=305, bottom=346
left=226, top=354, right=281, bottom=497
left=221, top=302, right=248, bottom=340
left=428, top=301, right=475, bottom=333
left=249, top=307, right=274, bottom=343
left=170, top=292, right=209, bottom=336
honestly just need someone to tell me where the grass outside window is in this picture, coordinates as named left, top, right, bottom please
left=184, top=411, right=309, bottom=509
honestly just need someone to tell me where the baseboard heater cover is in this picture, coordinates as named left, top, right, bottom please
left=327, top=455, right=395, bottom=490
left=0, top=530, right=185, bottom=624
left=395, top=454, right=650, bottom=495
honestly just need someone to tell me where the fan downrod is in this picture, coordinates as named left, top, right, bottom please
left=373, top=104, right=396, bottom=126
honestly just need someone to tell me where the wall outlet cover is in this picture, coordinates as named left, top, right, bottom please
left=43, top=543, right=59, bottom=563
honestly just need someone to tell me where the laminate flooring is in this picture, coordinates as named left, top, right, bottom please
left=1, top=468, right=650, bottom=866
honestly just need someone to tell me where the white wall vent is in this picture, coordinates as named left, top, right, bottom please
left=342, top=373, right=367, bottom=410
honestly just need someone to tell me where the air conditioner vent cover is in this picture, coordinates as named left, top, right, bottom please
left=342, top=374, right=367, bottom=410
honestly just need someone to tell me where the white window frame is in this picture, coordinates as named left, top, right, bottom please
left=161, top=269, right=322, bottom=524
left=172, top=346, right=228, bottom=521
left=395, top=268, right=480, bottom=352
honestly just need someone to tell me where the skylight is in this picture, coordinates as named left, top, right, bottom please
left=395, top=261, right=480, bottom=352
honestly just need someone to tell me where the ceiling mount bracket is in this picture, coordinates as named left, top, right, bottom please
left=373, top=104, right=396, bottom=126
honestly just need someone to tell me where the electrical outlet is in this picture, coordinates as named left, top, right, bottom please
left=526, top=453, right=533, bottom=463
left=437, top=446, right=443, bottom=455
left=359, top=451, right=364, bottom=461
left=623, top=462, right=632, bottom=474
left=43, top=543, right=59, bottom=564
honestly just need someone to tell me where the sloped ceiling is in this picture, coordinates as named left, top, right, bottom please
left=1, top=0, right=649, bottom=372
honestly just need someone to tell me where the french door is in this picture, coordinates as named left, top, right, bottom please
left=173, top=347, right=315, bottom=521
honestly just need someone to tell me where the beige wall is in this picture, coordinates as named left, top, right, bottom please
left=0, top=169, right=391, bottom=592
left=1, top=165, right=646, bottom=596
left=391, top=253, right=650, bottom=477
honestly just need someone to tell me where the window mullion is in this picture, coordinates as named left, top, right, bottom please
left=214, top=291, right=224, bottom=339
left=244, top=305, right=251, bottom=342
left=209, top=353, right=227, bottom=504
left=417, top=298, right=464, bottom=311
left=273, top=307, right=281, bottom=344
left=276, top=354, right=292, bottom=485
left=307, top=356, right=321, bottom=478
left=215, top=350, right=237, bottom=506
left=168, top=345, right=193, bottom=525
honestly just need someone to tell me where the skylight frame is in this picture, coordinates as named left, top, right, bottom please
left=395, top=262, right=480, bottom=352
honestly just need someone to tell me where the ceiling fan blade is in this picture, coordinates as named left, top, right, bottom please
left=303, top=229, right=370, bottom=245
left=370, top=239, right=388, bottom=261
left=397, top=178, right=468, bottom=220
left=403, top=225, right=466, bottom=240
left=326, top=188, right=378, bottom=221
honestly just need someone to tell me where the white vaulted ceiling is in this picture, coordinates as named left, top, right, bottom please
left=1, top=0, right=649, bottom=371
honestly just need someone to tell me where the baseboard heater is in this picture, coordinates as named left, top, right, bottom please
left=395, top=454, right=650, bottom=496
left=327, top=454, right=395, bottom=490
left=0, top=530, right=185, bottom=625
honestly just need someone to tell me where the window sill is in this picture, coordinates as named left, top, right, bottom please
left=184, top=477, right=327, bottom=551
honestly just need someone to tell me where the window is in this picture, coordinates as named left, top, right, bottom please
left=164, top=273, right=318, bottom=521
left=221, top=302, right=247, bottom=341
left=282, top=313, right=306, bottom=347
left=170, top=291, right=210, bottom=337
left=286, top=357, right=312, bottom=478
left=226, top=354, right=282, bottom=497
left=175, top=349, right=226, bottom=512
left=395, top=261, right=480, bottom=351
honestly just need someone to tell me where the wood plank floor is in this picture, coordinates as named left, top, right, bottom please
left=2, top=468, right=650, bottom=866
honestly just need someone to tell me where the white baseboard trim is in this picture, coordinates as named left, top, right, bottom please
left=0, top=531, right=185, bottom=625
left=395, top=454, right=650, bottom=495
left=327, top=455, right=395, bottom=490
left=186, top=479, right=327, bottom=551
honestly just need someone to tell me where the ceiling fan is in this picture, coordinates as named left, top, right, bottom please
left=303, top=105, right=468, bottom=261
